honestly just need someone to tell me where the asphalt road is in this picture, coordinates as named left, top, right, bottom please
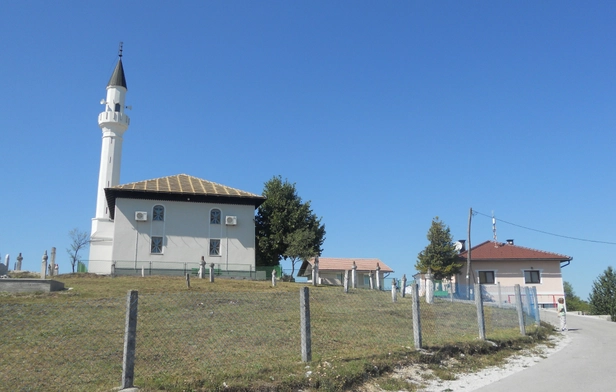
left=475, top=310, right=616, bottom=392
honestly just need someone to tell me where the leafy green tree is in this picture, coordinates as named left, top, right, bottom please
left=563, top=281, right=590, bottom=313
left=415, top=217, right=462, bottom=280
left=255, top=176, right=325, bottom=276
left=589, top=266, right=616, bottom=321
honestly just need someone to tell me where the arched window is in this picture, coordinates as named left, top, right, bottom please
left=210, top=209, right=221, bottom=224
left=153, top=205, right=164, bottom=221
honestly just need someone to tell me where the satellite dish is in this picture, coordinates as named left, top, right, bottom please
left=100, top=99, right=106, bottom=105
left=454, top=241, right=463, bottom=252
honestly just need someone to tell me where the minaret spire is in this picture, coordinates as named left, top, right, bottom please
left=91, top=45, right=131, bottom=251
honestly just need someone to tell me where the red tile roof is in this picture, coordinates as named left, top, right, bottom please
left=459, top=240, right=572, bottom=261
left=305, top=257, right=394, bottom=273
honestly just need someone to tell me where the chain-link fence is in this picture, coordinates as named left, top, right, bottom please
left=1, top=282, right=542, bottom=391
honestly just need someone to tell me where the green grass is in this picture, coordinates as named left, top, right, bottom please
left=0, top=274, right=552, bottom=392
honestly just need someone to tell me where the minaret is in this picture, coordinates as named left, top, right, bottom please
left=90, top=44, right=130, bottom=272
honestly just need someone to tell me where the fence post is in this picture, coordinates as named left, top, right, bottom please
left=475, top=283, right=486, bottom=340
left=300, top=287, right=312, bottom=362
left=401, top=274, right=407, bottom=298
left=122, top=290, right=138, bottom=389
left=497, top=282, right=502, bottom=308
left=343, top=270, right=349, bottom=293
left=532, top=286, right=541, bottom=325
left=412, top=282, right=422, bottom=349
left=391, top=278, right=397, bottom=303
left=426, top=270, right=434, bottom=304
left=514, top=284, right=526, bottom=335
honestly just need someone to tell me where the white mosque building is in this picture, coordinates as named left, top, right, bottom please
left=89, top=53, right=265, bottom=276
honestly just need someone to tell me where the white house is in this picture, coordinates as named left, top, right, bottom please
left=89, top=52, right=264, bottom=275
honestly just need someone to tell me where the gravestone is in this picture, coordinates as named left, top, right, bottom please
left=0, top=261, right=7, bottom=276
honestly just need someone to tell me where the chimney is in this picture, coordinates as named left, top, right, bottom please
left=506, top=239, right=514, bottom=245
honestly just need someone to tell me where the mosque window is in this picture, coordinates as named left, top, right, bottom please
left=151, top=237, right=163, bottom=254
left=210, top=209, right=221, bottom=224
left=209, top=239, right=221, bottom=256
left=153, top=205, right=164, bottom=221
left=114, top=103, right=121, bottom=112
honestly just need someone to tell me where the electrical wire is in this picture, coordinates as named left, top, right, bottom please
left=473, top=209, right=616, bottom=245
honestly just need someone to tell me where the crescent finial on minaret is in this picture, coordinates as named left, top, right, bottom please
left=118, top=42, right=123, bottom=58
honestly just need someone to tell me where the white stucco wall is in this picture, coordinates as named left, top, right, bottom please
left=110, top=198, right=256, bottom=272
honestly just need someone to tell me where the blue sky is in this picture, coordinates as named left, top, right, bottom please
left=1, top=1, right=614, bottom=299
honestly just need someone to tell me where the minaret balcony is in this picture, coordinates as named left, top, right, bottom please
left=98, top=111, right=130, bottom=127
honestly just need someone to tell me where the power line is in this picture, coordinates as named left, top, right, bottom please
left=473, top=210, right=616, bottom=245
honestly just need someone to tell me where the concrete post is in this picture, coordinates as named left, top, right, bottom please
left=41, top=251, right=48, bottom=279
left=497, top=282, right=503, bottom=308
left=532, top=286, right=541, bottom=326
left=401, top=274, right=407, bottom=298
left=475, top=283, right=486, bottom=340
left=122, top=290, right=138, bottom=389
left=524, top=286, right=533, bottom=321
left=514, top=284, right=526, bottom=336
left=375, top=263, right=381, bottom=290
left=425, top=269, right=434, bottom=304
left=272, top=270, right=277, bottom=287
left=351, top=261, right=357, bottom=289
left=300, top=287, right=312, bottom=362
left=391, top=278, right=397, bottom=303
left=49, top=247, right=56, bottom=277
left=16, top=253, right=23, bottom=271
left=209, top=263, right=215, bottom=283
left=412, top=282, right=422, bottom=349
left=343, top=270, right=349, bottom=293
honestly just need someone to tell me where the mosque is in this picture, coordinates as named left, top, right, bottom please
left=88, top=52, right=265, bottom=275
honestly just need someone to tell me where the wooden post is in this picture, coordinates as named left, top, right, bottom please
left=300, top=287, right=312, bottom=362
left=401, top=274, right=407, bottom=298
left=343, top=270, right=349, bottom=293
left=475, top=283, right=486, bottom=340
left=209, top=263, right=215, bottom=283
left=391, top=278, right=397, bottom=303
left=514, top=284, right=526, bottom=335
left=412, top=282, right=422, bottom=349
left=532, top=286, right=541, bottom=326
left=185, top=273, right=190, bottom=288
left=122, top=290, right=138, bottom=389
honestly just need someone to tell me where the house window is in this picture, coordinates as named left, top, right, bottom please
left=209, top=239, right=221, bottom=256
left=478, top=271, right=495, bottom=284
left=151, top=236, right=163, bottom=254
left=210, top=209, right=221, bottom=224
left=153, top=205, right=164, bottom=221
left=524, top=270, right=541, bottom=284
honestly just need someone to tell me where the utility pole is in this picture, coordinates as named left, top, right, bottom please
left=466, top=207, right=472, bottom=299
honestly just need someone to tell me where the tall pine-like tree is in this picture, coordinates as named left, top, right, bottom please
left=415, top=217, right=462, bottom=280
left=589, top=266, right=616, bottom=321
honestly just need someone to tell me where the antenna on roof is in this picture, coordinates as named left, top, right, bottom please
left=118, top=42, right=123, bottom=58
left=492, top=211, right=498, bottom=246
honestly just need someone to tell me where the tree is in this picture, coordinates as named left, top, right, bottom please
left=588, top=266, right=616, bottom=321
left=67, top=228, right=90, bottom=273
left=255, top=176, right=326, bottom=276
left=563, top=281, right=590, bottom=313
left=415, top=217, right=462, bottom=280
